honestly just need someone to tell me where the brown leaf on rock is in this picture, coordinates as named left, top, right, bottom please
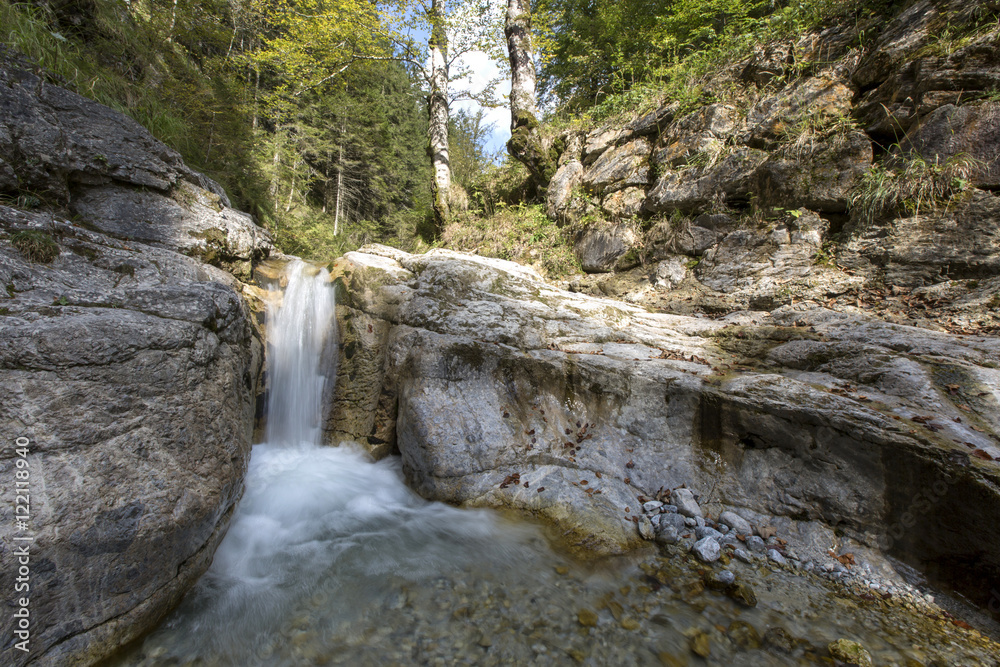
left=972, top=449, right=994, bottom=461
left=499, top=472, right=521, bottom=489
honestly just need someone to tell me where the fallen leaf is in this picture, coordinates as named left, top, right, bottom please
left=972, top=449, right=994, bottom=461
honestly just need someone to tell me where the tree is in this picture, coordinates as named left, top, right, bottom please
left=504, top=0, right=555, bottom=188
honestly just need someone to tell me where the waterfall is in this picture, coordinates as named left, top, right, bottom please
left=264, top=260, right=336, bottom=447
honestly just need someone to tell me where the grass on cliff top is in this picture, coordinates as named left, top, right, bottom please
left=441, top=203, right=581, bottom=280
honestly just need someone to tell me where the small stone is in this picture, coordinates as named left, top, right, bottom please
left=828, top=639, right=873, bottom=667
left=621, top=617, right=640, bottom=631
left=719, top=511, right=753, bottom=536
left=656, top=524, right=680, bottom=545
left=745, top=536, right=767, bottom=553
left=577, top=608, right=599, bottom=627
left=643, top=500, right=664, bottom=513
left=692, top=537, right=721, bottom=563
left=695, top=517, right=706, bottom=528
left=705, top=569, right=736, bottom=590
left=727, top=620, right=762, bottom=650
left=717, top=524, right=730, bottom=534
left=478, top=634, right=493, bottom=648
left=727, top=582, right=758, bottom=607
left=691, top=631, right=711, bottom=658
left=762, top=627, right=795, bottom=653
left=556, top=566, right=569, bottom=575
left=695, top=526, right=724, bottom=541
left=734, top=549, right=754, bottom=564
left=567, top=648, right=586, bottom=663
left=662, top=504, right=678, bottom=513
left=767, top=549, right=788, bottom=566
left=673, top=488, right=702, bottom=518
left=638, top=515, right=655, bottom=540
left=684, top=517, right=697, bottom=528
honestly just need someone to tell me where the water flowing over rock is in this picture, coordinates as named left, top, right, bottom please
left=332, top=245, right=1000, bottom=617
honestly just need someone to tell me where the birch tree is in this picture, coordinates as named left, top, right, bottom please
left=504, top=0, right=556, bottom=187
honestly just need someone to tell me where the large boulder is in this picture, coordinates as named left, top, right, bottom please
left=899, top=102, right=1000, bottom=190
left=0, top=207, right=263, bottom=667
left=0, top=52, right=271, bottom=666
left=331, top=246, right=1000, bottom=618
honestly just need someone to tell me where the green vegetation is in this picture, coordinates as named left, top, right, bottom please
left=442, top=201, right=580, bottom=279
left=10, top=230, right=59, bottom=263
left=849, top=153, right=981, bottom=225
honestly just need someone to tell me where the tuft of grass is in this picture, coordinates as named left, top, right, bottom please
left=849, top=152, right=982, bottom=225
left=10, top=230, right=59, bottom=263
left=441, top=203, right=581, bottom=279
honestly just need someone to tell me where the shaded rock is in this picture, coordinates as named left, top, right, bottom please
left=70, top=182, right=272, bottom=280
left=691, top=631, right=711, bottom=658
left=843, top=189, right=1000, bottom=286
left=0, top=207, right=263, bottom=667
left=705, top=569, right=736, bottom=590
left=644, top=149, right=767, bottom=214
left=577, top=608, right=599, bottom=627
left=0, top=50, right=227, bottom=204
left=575, top=224, right=638, bottom=273
left=899, top=102, right=1000, bottom=190
left=754, top=131, right=873, bottom=213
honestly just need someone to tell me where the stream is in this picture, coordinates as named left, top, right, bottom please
left=110, top=262, right=998, bottom=666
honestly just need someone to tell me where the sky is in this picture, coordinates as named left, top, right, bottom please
left=452, top=49, right=512, bottom=156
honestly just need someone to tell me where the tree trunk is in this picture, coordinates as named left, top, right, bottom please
left=334, top=141, right=344, bottom=236
left=505, top=0, right=555, bottom=187
left=427, top=0, right=451, bottom=228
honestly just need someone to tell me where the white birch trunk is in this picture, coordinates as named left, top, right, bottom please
left=428, top=0, right=451, bottom=225
left=505, top=0, right=537, bottom=131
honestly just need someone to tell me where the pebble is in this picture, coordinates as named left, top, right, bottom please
left=643, top=501, right=664, bottom=513
left=577, top=609, right=598, bottom=627
left=655, top=524, right=679, bottom=545
left=695, top=526, right=724, bottom=541
left=745, top=536, right=767, bottom=553
left=768, top=549, right=787, bottom=566
left=692, top=537, right=721, bottom=563
left=706, top=569, right=735, bottom=589
left=672, top=488, right=702, bottom=518
left=684, top=517, right=697, bottom=528
left=662, top=504, right=678, bottom=513
left=828, top=638, right=873, bottom=667
left=638, top=516, right=655, bottom=540
left=719, top=511, right=753, bottom=536
left=734, top=549, right=754, bottom=564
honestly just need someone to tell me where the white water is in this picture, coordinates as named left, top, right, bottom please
left=123, top=260, right=565, bottom=664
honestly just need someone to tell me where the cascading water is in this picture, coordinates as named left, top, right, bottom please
left=264, top=261, right=337, bottom=447
left=115, top=261, right=998, bottom=667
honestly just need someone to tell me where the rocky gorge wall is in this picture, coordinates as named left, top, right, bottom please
left=0, top=49, right=273, bottom=666
left=542, top=0, right=1000, bottom=336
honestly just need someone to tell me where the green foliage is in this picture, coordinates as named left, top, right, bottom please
left=442, top=203, right=580, bottom=278
left=849, top=153, right=981, bottom=225
left=10, top=230, right=59, bottom=263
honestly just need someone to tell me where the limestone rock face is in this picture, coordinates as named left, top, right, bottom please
left=333, top=246, right=1000, bottom=614
left=0, top=51, right=272, bottom=280
left=0, top=207, right=263, bottom=667
left=0, top=52, right=270, bottom=666
left=574, top=225, right=638, bottom=273
left=900, top=103, right=1000, bottom=190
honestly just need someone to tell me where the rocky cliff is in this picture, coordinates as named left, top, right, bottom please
left=542, top=0, right=999, bottom=336
left=0, top=49, right=272, bottom=666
